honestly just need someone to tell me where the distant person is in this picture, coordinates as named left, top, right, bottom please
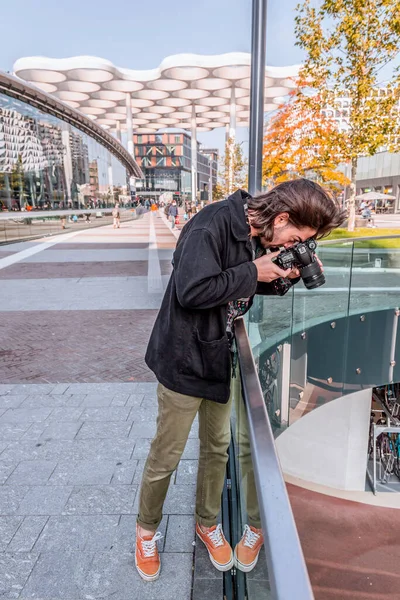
left=134, top=179, right=345, bottom=582
left=168, top=201, right=178, bottom=229
left=112, top=203, right=121, bottom=229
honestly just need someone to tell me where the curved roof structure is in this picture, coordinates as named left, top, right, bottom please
left=14, top=54, right=300, bottom=133
left=0, top=71, right=142, bottom=178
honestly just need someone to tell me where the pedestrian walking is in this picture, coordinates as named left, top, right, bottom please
left=112, top=203, right=121, bottom=229
left=168, top=201, right=178, bottom=229
left=134, top=179, right=345, bottom=582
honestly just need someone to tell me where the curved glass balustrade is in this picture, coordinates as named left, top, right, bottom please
left=247, top=236, right=400, bottom=434
left=228, top=235, right=400, bottom=600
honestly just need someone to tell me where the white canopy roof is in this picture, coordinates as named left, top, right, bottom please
left=14, top=53, right=300, bottom=133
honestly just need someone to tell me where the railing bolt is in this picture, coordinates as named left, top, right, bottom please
left=356, top=368, right=362, bottom=374
left=395, top=308, right=400, bottom=316
left=390, top=360, right=396, bottom=367
left=301, top=332, right=307, bottom=340
left=360, top=315, right=365, bottom=322
left=277, top=344, right=282, bottom=352
left=327, top=377, right=333, bottom=384
left=298, top=391, right=304, bottom=399
left=330, top=322, right=336, bottom=329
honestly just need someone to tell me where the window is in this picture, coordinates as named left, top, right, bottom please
left=175, top=135, right=181, bottom=143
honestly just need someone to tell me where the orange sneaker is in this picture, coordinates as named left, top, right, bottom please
left=234, top=525, right=264, bottom=572
left=135, top=525, right=163, bottom=581
left=196, top=523, right=234, bottom=571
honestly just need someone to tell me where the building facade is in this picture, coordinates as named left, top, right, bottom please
left=0, top=72, right=141, bottom=211
left=133, top=132, right=218, bottom=202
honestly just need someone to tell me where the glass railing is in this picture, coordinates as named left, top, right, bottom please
left=227, top=235, right=400, bottom=599
left=227, top=318, right=314, bottom=600
left=248, top=236, right=400, bottom=434
left=0, top=207, right=143, bottom=244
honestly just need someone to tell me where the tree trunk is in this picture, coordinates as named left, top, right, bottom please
left=347, top=158, right=357, bottom=232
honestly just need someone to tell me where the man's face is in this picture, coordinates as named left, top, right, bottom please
left=250, top=212, right=317, bottom=249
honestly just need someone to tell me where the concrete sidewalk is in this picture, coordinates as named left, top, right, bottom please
left=0, top=213, right=220, bottom=599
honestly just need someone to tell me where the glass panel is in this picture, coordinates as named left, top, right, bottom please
left=288, top=240, right=354, bottom=425
left=230, top=373, right=271, bottom=599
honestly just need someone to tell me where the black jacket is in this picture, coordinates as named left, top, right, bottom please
left=145, top=190, right=294, bottom=403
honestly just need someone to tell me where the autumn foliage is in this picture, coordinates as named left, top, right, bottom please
left=262, top=87, right=350, bottom=195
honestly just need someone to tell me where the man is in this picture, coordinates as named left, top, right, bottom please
left=112, top=203, right=120, bottom=229
left=135, top=179, right=345, bottom=581
left=168, top=200, right=178, bottom=229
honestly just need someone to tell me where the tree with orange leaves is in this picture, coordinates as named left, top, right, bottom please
left=262, top=88, right=350, bottom=197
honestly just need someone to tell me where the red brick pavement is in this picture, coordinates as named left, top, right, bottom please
left=0, top=310, right=158, bottom=383
left=288, top=484, right=400, bottom=599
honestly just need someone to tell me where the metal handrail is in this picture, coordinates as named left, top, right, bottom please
left=235, top=317, right=314, bottom=600
left=320, top=234, right=400, bottom=244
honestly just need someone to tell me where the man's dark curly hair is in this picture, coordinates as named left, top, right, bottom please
left=248, top=179, right=346, bottom=241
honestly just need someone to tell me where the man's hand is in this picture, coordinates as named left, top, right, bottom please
left=253, top=251, right=292, bottom=283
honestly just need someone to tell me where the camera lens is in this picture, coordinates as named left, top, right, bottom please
left=300, top=262, right=325, bottom=289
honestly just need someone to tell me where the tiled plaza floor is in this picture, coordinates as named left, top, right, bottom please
left=0, top=211, right=214, bottom=600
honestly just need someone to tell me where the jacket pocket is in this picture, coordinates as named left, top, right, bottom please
left=179, top=329, right=231, bottom=383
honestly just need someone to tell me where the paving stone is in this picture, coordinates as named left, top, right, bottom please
left=111, top=460, right=139, bottom=485
left=128, top=421, right=157, bottom=439
left=132, top=459, right=146, bottom=485
left=49, top=459, right=117, bottom=485
left=7, top=516, right=48, bottom=552
left=46, top=407, right=84, bottom=422
left=0, top=462, right=17, bottom=484
left=20, top=424, right=45, bottom=441
left=20, top=550, right=93, bottom=599
left=82, top=550, right=192, bottom=600
left=131, top=438, right=153, bottom=459
left=182, top=438, right=200, bottom=459
left=19, top=394, right=70, bottom=409
left=111, top=393, right=131, bottom=407
left=79, top=407, right=131, bottom=421
left=0, top=395, right=27, bottom=409
left=51, top=383, right=70, bottom=395
left=1, top=440, right=73, bottom=462
left=62, top=394, right=88, bottom=407
left=135, top=382, right=158, bottom=394
left=124, top=393, right=145, bottom=407
left=140, top=393, right=158, bottom=408
left=0, top=440, right=10, bottom=455
left=67, top=382, right=141, bottom=395
left=0, top=423, right=31, bottom=441
left=163, top=484, right=196, bottom=515
left=0, top=384, right=15, bottom=396
left=39, top=421, right=83, bottom=441
left=17, top=486, right=72, bottom=516
left=246, top=579, right=272, bottom=598
left=7, top=384, right=55, bottom=395
left=0, top=552, right=39, bottom=598
left=194, top=541, right=222, bottom=579
left=79, top=394, right=114, bottom=407
left=63, top=485, right=138, bottom=515
left=0, top=486, right=29, bottom=515
left=0, top=408, right=53, bottom=423
left=6, top=460, right=58, bottom=485
left=34, top=515, right=119, bottom=552
left=246, top=547, right=270, bottom=580
left=164, top=515, right=195, bottom=552
left=76, top=421, right=132, bottom=439
left=175, top=460, right=199, bottom=485
left=60, top=438, right=135, bottom=461
left=0, top=516, right=23, bottom=551
left=192, top=577, right=224, bottom=600
left=129, top=405, right=158, bottom=421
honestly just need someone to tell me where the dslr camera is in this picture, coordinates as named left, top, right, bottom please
left=274, top=238, right=325, bottom=290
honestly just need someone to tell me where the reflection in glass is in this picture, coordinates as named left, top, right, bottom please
left=0, top=93, right=129, bottom=212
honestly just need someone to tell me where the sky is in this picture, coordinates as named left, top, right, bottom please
left=0, top=0, right=305, bottom=156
